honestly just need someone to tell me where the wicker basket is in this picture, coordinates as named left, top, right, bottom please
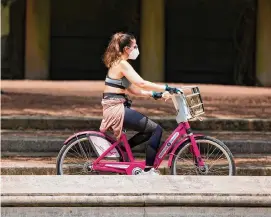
left=183, top=87, right=205, bottom=119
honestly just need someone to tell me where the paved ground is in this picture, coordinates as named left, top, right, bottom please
left=3, top=207, right=271, bottom=217
left=2, top=176, right=270, bottom=207
left=1, top=80, right=271, bottom=119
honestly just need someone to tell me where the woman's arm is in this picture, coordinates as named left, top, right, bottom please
left=126, top=85, right=153, bottom=98
left=120, top=60, right=166, bottom=92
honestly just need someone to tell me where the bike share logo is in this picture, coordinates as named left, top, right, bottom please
left=158, top=132, right=179, bottom=158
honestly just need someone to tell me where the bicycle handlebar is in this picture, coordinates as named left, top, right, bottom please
left=162, top=85, right=199, bottom=99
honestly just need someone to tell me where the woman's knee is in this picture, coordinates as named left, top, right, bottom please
left=156, top=124, right=163, bottom=135
left=152, top=123, right=163, bottom=139
left=155, top=124, right=163, bottom=144
left=148, top=124, right=163, bottom=149
left=145, top=118, right=162, bottom=134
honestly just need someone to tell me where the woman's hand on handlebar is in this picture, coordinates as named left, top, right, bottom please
left=165, top=84, right=183, bottom=94
left=151, top=85, right=184, bottom=100
left=151, top=91, right=163, bottom=100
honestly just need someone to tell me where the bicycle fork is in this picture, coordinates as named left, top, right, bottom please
left=189, top=133, right=207, bottom=173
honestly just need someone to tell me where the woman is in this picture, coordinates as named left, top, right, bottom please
left=100, top=32, right=179, bottom=175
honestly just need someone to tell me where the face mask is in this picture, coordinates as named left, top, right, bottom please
left=128, top=48, right=139, bottom=60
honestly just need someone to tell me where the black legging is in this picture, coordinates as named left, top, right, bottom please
left=123, top=107, right=163, bottom=166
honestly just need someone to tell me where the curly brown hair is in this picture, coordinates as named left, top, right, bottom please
left=103, top=32, right=135, bottom=68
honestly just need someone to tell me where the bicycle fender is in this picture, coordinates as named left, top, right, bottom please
left=168, top=134, right=204, bottom=167
left=63, top=131, right=114, bottom=145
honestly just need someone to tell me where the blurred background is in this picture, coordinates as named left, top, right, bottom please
left=1, top=0, right=271, bottom=86
left=1, top=0, right=271, bottom=179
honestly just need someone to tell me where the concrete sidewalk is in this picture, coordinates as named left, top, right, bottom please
left=2, top=80, right=271, bottom=119
left=2, top=176, right=271, bottom=207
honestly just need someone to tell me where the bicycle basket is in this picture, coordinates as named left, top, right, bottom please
left=183, top=86, right=205, bottom=119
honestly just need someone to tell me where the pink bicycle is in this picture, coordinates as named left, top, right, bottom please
left=56, top=86, right=236, bottom=176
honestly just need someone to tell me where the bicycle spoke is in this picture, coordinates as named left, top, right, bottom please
left=66, top=149, right=83, bottom=159
left=87, top=139, right=94, bottom=158
left=78, top=140, right=88, bottom=159
left=206, top=146, right=218, bottom=161
left=210, top=150, right=221, bottom=161
left=88, top=141, right=96, bottom=158
left=70, top=144, right=82, bottom=159
left=177, top=156, right=195, bottom=167
left=208, top=153, right=227, bottom=170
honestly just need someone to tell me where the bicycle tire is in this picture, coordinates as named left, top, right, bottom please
left=171, top=135, right=236, bottom=176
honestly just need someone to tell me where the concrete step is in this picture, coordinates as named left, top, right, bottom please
left=1, top=130, right=271, bottom=156
left=2, top=176, right=271, bottom=207
left=1, top=155, right=271, bottom=176
left=2, top=116, right=271, bottom=131
left=2, top=207, right=271, bottom=217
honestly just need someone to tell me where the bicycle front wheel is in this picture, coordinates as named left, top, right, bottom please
left=171, top=136, right=236, bottom=176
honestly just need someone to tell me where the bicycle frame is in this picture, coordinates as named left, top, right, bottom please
left=91, top=120, right=205, bottom=175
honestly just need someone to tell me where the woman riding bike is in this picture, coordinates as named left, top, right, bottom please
left=100, top=32, right=179, bottom=175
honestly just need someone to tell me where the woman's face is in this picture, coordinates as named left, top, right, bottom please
left=124, top=39, right=139, bottom=60
left=125, top=39, right=138, bottom=55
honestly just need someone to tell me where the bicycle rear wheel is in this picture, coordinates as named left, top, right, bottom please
left=171, top=136, right=236, bottom=176
left=56, top=134, right=122, bottom=175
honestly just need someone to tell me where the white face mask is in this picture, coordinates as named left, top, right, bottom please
left=128, top=48, right=139, bottom=60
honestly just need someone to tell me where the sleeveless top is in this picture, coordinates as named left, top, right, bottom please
left=105, top=74, right=131, bottom=89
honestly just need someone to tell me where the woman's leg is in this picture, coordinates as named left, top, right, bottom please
left=123, top=108, right=163, bottom=170
left=128, top=132, right=152, bottom=149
